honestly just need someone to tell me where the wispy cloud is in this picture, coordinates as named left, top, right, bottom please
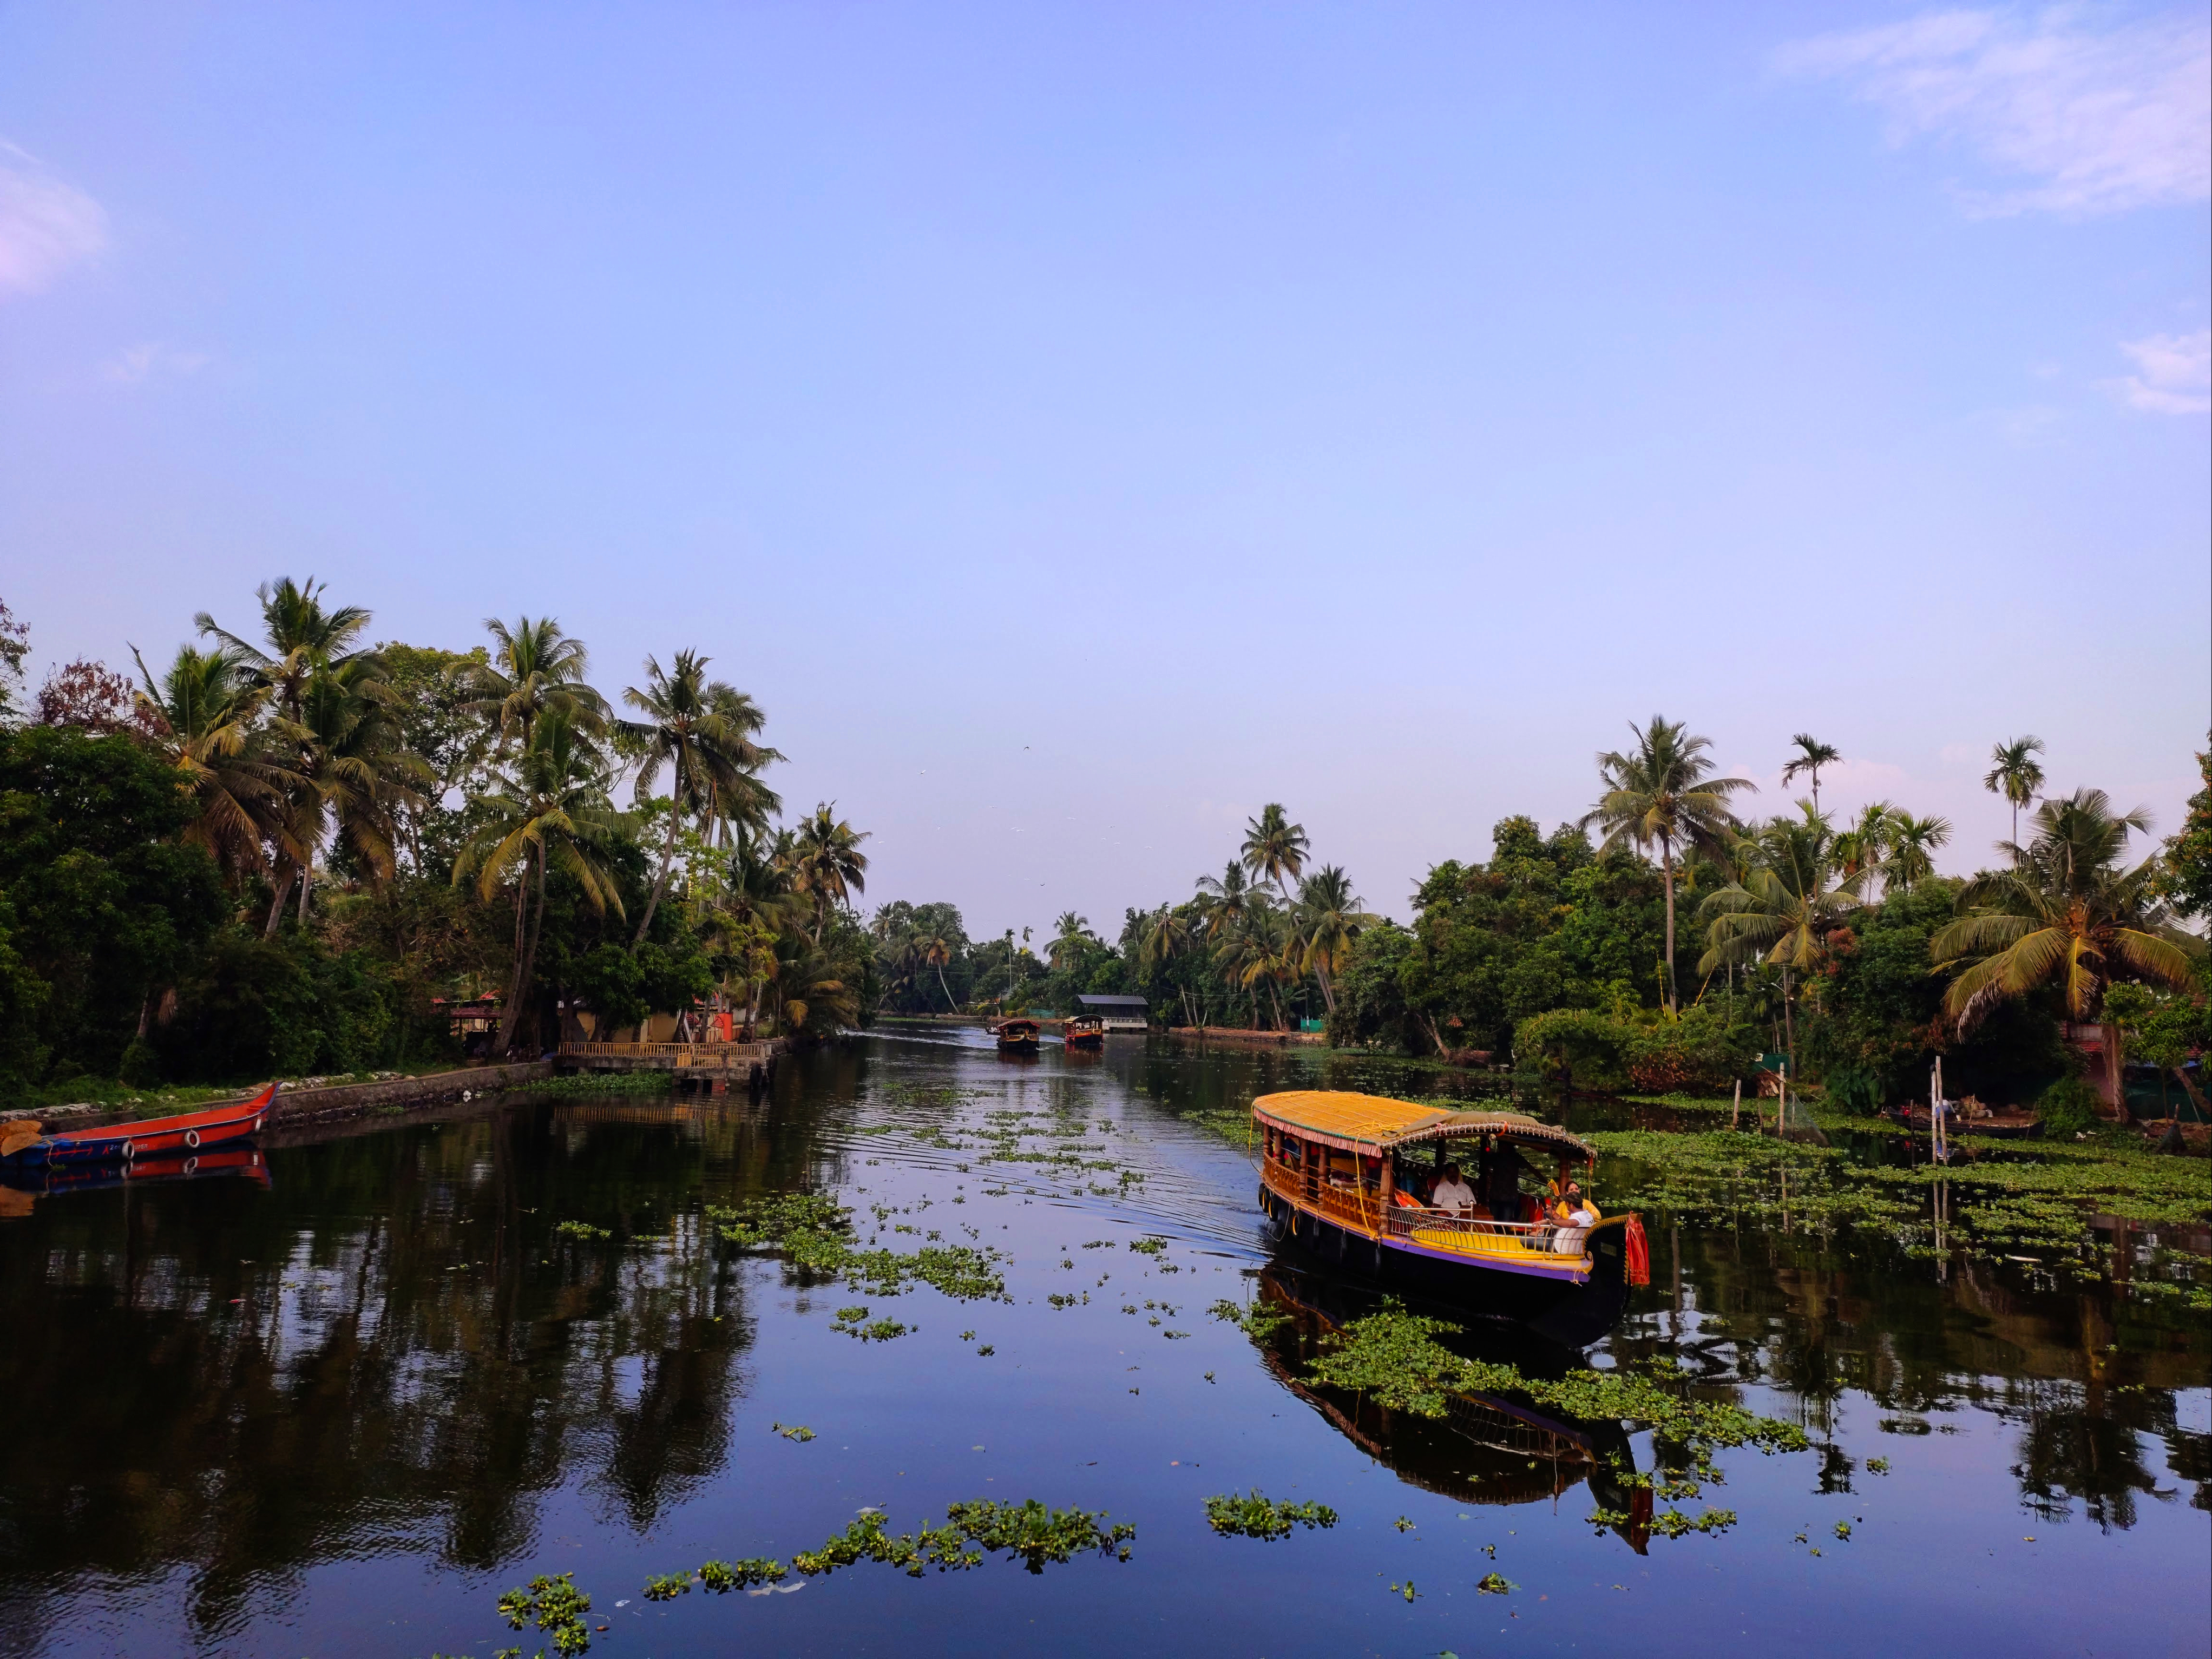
left=2112, top=327, right=2211, bottom=413
left=1776, top=7, right=2211, bottom=215
left=0, top=142, right=107, bottom=297
left=102, top=342, right=212, bottom=384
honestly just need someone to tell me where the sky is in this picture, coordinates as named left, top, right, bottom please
left=2, top=2, right=2206, bottom=940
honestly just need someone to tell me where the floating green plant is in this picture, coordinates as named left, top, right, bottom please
left=1475, top=1572, right=1517, bottom=1594
left=550, top=1221, right=611, bottom=1241
left=772, top=1422, right=816, bottom=1441
left=496, top=1571, right=593, bottom=1656
left=1202, top=1490, right=1338, bottom=1539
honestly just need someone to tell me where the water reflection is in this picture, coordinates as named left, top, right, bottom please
left=1249, top=1266, right=1652, bottom=1548
left=0, top=1097, right=793, bottom=1650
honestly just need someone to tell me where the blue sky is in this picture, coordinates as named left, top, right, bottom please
left=3, top=3, right=2206, bottom=938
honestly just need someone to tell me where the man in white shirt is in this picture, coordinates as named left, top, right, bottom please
left=1429, top=1161, right=1478, bottom=1215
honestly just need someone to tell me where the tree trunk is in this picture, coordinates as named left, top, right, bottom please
left=633, top=798, right=682, bottom=945
left=497, top=842, right=549, bottom=1054
left=1314, top=959, right=1337, bottom=1018
left=264, top=863, right=296, bottom=938
left=297, top=856, right=312, bottom=925
left=936, top=963, right=953, bottom=1011
left=2171, top=1064, right=2208, bottom=1117
left=1660, top=835, right=1678, bottom=1015
left=2102, top=1022, right=2126, bottom=1120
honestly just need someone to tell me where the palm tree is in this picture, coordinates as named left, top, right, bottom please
left=620, top=651, right=774, bottom=944
left=1138, top=904, right=1199, bottom=1029
left=468, top=616, right=607, bottom=753
left=198, top=577, right=402, bottom=930
left=1835, top=802, right=1899, bottom=903
left=1698, top=808, right=1867, bottom=1081
left=1882, top=813, right=1951, bottom=894
left=1294, top=865, right=1376, bottom=1018
left=1240, top=804, right=1309, bottom=898
left=916, top=930, right=956, bottom=1011
left=453, top=713, right=627, bottom=1054
left=196, top=576, right=375, bottom=722
left=787, top=802, right=870, bottom=937
left=1781, top=734, right=1841, bottom=814
left=1583, top=716, right=1756, bottom=1013
left=130, top=642, right=297, bottom=885
left=1931, top=789, right=2200, bottom=1107
left=1983, top=736, right=2046, bottom=848
left=1048, top=912, right=1097, bottom=971
left=270, top=656, right=429, bottom=929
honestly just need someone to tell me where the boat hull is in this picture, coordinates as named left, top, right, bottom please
left=1258, top=1183, right=1632, bottom=1347
left=1, top=1084, right=277, bottom=1167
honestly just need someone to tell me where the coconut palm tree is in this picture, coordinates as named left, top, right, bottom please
left=1698, top=807, right=1867, bottom=1081
left=1882, top=813, right=1952, bottom=894
left=1583, top=715, right=1756, bottom=1014
left=1138, top=904, right=1200, bottom=1029
left=787, top=802, right=871, bottom=938
left=196, top=576, right=376, bottom=722
left=1240, top=804, right=1309, bottom=898
left=916, top=929, right=957, bottom=1011
left=1781, top=734, right=1841, bottom=814
left=1294, top=865, right=1376, bottom=1018
left=197, top=577, right=408, bottom=930
left=1931, top=790, right=2200, bottom=1104
left=1983, top=736, right=2046, bottom=848
left=131, top=642, right=297, bottom=885
left=468, top=616, right=607, bottom=753
left=621, top=651, right=774, bottom=944
left=1048, top=912, right=1097, bottom=971
left=1835, top=802, right=1899, bottom=903
left=453, top=712, right=627, bottom=1053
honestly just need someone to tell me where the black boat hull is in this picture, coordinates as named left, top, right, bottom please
left=1257, top=1184, right=1632, bottom=1348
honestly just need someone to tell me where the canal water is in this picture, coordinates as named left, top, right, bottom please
left=1, top=1030, right=2204, bottom=1657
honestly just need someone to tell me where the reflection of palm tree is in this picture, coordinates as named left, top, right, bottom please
left=1698, top=808, right=1865, bottom=1079
left=454, top=713, right=627, bottom=1053
left=621, top=651, right=775, bottom=944
left=1781, top=734, right=1841, bottom=814
left=1982, top=735, right=2045, bottom=849
left=1295, top=865, right=1376, bottom=1018
left=131, top=643, right=296, bottom=886
left=1583, top=715, right=1754, bottom=1013
left=1241, top=804, right=1309, bottom=898
left=1882, top=813, right=1951, bottom=893
left=1931, top=790, right=2200, bottom=1101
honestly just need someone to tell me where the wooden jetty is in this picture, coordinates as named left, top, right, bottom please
left=555, top=1039, right=784, bottom=1093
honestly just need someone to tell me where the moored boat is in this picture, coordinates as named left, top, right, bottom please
left=993, top=1018, right=1041, bottom=1055
left=0, top=1083, right=277, bottom=1167
left=1062, top=1015, right=1105, bottom=1050
left=1252, top=1090, right=1648, bottom=1346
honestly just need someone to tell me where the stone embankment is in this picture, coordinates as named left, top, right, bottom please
left=1, top=1060, right=555, bottom=1135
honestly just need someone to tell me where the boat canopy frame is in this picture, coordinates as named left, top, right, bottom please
left=1251, top=1091, right=1596, bottom=1166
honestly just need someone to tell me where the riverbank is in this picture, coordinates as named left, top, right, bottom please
left=0, top=1059, right=556, bottom=1135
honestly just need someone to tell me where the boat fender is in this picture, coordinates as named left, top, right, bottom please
left=119, top=1140, right=135, bottom=1161
left=183, top=1156, right=198, bottom=1175
left=184, top=1130, right=201, bottom=1149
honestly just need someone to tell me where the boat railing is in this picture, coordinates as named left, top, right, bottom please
left=1259, top=1159, right=1383, bottom=1237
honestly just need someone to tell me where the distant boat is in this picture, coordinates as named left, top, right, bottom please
left=0, top=1082, right=277, bottom=1167
left=993, top=1018, right=1041, bottom=1055
left=1062, top=1015, right=1105, bottom=1051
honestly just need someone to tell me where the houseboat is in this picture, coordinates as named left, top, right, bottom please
left=1252, top=1090, right=1648, bottom=1346
left=993, top=1017, right=1041, bottom=1055
left=1062, top=1015, right=1106, bottom=1050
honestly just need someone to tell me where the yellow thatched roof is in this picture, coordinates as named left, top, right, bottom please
left=1251, top=1091, right=1594, bottom=1160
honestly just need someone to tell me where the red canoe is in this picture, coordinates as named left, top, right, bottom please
left=1, top=1082, right=277, bottom=1167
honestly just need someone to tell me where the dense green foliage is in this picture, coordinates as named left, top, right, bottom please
left=0, top=585, right=874, bottom=1096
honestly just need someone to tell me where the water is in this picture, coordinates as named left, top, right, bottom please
left=1, top=1030, right=2204, bottom=1657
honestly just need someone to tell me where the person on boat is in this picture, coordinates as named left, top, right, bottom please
left=1551, top=1182, right=1600, bottom=1253
left=1430, top=1162, right=1478, bottom=1215
left=1480, top=1144, right=1536, bottom=1222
